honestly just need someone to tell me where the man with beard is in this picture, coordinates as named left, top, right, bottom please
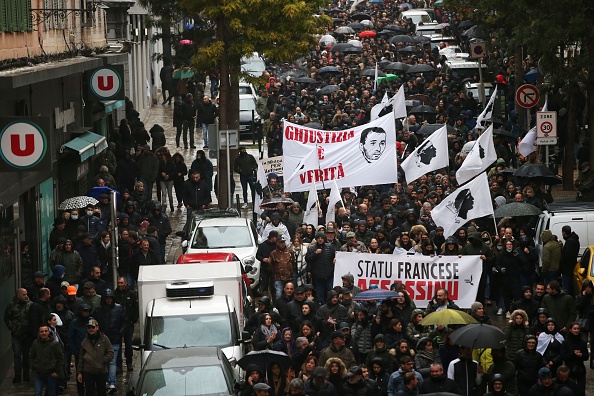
left=425, top=288, right=460, bottom=314
left=77, top=319, right=114, bottom=395
left=462, top=232, right=495, bottom=304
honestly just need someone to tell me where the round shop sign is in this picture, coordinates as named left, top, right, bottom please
left=0, top=121, right=47, bottom=169
left=90, top=67, right=122, bottom=99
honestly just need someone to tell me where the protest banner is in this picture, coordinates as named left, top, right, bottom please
left=333, top=252, right=483, bottom=308
left=282, top=113, right=397, bottom=192
left=260, top=156, right=283, bottom=176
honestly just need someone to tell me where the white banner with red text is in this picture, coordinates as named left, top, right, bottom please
left=282, top=113, right=398, bottom=192
left=333, top=252, right=483, bottom=309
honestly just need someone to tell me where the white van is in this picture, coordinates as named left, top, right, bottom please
left=535, top=203, right=594, bottom=258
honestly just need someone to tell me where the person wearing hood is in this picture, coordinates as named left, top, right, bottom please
left=304, top=366, right=337, bottom=396
left=50, top=217, right=68, bottom=252
left=560, top=225, right=580, bottom=295
left=414, top=337, right=439, bottom=379
left=262, top=212, right=291, bottom=247
left=575, top=279, right=594, bottom=350
left=541, top=280, right=577, bottom=333
left=339, top=287, right=359, bottom=320
left=92, top=289, right=125, bottom=392
left=510, top=286, right=539, bottom=324
left=341, top=273, right=363, bottom=297
left=406, top=309, right=429, bottom=348
left=77, top=318, right=114, bottom=395
left=52, top=295, right=75, bottom=365
left=319, top=330, right=355, bottom=369
left=537, top=317, right=565, bottom=374
left=530, top=308, right=549, bottom=337
left=484, top=373, right=513, bottom=396
left=527, top=367, right=560, bottom=396
left=462, top=232, right=495, bottom=305
left=514, top=334, right=545, bottom=396
left=324, top=357, right=347, bottom=394
left=306, top=233, right=337, bottom=302
left=351, top=309, right=373, bottom=363
left=246, top=296, right=285, bottom=335
left=316, top=290, right=348, bottom=346
left=540, top=230, right=561, bottom=285
left=286, top=202, right=304, bottom=235
left=560, top=322, right=588, bottom=395
left=147, top=203, right=172, bottom=263
left=4, top=288, right=33, bottom=383
left=343, top=365, right=378, bottom=396
left=494, top=238, right=522, bottom=318
left=115, top=151, right=140, bottom=194
left=149, top=124, right=166, bottom=151
left=503, top=309, right=529, bottom=361
left=485, top=347, right=517, bottom=396
left=45, top=265, right=66, bottom=301
left=233, top=146, right=258, bottom=208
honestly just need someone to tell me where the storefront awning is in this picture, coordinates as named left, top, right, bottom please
left=79, top=131, right=108, bottom=155
left=61, top=138, right=95, bottom=162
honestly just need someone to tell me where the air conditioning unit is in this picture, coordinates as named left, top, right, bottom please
left=165, top=281, right=214, bottom=298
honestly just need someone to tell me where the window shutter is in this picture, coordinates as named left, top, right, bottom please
left=6, top=0, right=17, bottom=32
left=0, top=1, right=6, bottom=32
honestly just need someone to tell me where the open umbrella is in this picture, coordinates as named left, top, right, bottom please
left=332, top=17, right=344, bottom=25
left=418, top=124, right=457, bottom=136
left=492, top=128, right=515, bottom=139
left=435, top=23, right=450, bottom=30
left=359, top=68, right=385, bottom=78
left=335, top=26, right=355, bottom=35
left=434, top=0, right=444, bottom=5
left=292, top=76, right=317, bottom=84
left=349, top=22, right=364, bottom=30
left=390, top=35, right=416, bottom=45
left=397, top=46, right=418, bottom=54
left=238, top=350, right=292, bottom=372
left=360, top=20, right=374, bottom=29
left=359, top=30, right=377, bottom=38
left=172, top=67, right=195, bottom=79
left=342, top=46, right=363, bottom=55
left=524, top=69, right=539, bottom=83
left=420, top=310, right=478, bottom=326
left=410, top=105, right=437, bottom=115
left=317, top=66, right=342, bottom=75
left=317, top=85, right=340, bottom=95
left=384, top=62, right=410, bottom=72
left=329, top=43, right=353, bottom=53
left=458, top=20, right=475, bottom=29
left=412, top=35, right=431, bottom=43
left=376, top=29, right=396, bottom=37
left=347, top=39, right=363, bottom=48
left=449, top=323, right=506, bottom=349
left=406, top=64, right=436, bottom=74
left=352, top=289, right=401, bottom=301
left=377, top=74, right=399, bottom=83
left=494, top=202, right=543, bottom=218
left=384, top=25, right=408, bottom=33
left=86, top=186, right=119, bottom=201
left=514, top=163, right=562, bottom=185
left=462, top=25, right=490, bottom=39
left=259, top=197, right=295, bottom=209
left=59, top=196, right=99, bottom=211
left=351, top=13, right=371, bottom=21
left=319, top=34, right=336, bottom=47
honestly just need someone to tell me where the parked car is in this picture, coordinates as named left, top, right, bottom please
left=239, top=94, right=260, bottom=137
left=128, top=347, right=240, bottom=396
left=180, top=216, right=262, bottom=289
left=574, top=245, right=594, bottom=293
left=400, top=10, right=433, bottom=26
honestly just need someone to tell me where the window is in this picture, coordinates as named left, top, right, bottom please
left=0, top=0, right=32, bottom=32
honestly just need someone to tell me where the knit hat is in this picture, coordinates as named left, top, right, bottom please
left=470, top=302, right=483, bottom=313
left=538, top=367, right=552, bottom=379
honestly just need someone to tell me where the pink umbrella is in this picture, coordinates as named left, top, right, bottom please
left=179, top=39, right=194, bottom=45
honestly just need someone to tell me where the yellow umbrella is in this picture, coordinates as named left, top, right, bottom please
left=420, top=309, right=478, bottom=326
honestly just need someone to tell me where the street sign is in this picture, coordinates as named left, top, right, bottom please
left=469, top=42, right=485, bottom=59
left=0, top=118, right=51, bottom=171
left=88, top=65, right=125, bottom=101
left=536, top=111, right=557, bottom=145
left=515, top=84, right=539, bottom=108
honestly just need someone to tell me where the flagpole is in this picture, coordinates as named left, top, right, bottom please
left=492, top=214, right=499, bottom=236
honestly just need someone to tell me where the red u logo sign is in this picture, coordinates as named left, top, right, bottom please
left=98, top=76, right=114, bottom=91
left=11, top=134, right=35, bottom=156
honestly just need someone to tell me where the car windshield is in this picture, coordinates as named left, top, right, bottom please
left=191, top=226, right=253, bottom=249
left=240, top=98, right=256, bottom=111
left=140, top=365, right=229, bottom=395
left=150, top=314, right=232, bottom=348
left=239, top=86, right=252, bottom=95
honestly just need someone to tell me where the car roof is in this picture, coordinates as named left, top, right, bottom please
left=546, top=202, right=594, bottom=213
left=177, top=252, right=240, bottom=264
left=143, top=347, right=225, bottom=370
left=198, top=217, right=251, bottom=227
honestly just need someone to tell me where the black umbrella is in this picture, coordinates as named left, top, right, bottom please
left=317, top=85, right=340, bottom=95
left=458, top=20, right=475, bottom=29
left=449, top=323, right=506, bottom=349
left=292, top=76, right=317, bottom=84
left=514, top=163, right=562, bottom=185
left=351, top=13, right=371, bottom=21
left=342, top=46, right=363, bottom=54
left=390, top=35, right=415, bottom=45
left=259, top=197, right=295, bottom=209
left=494, top=202, right=543, bottom=218
left=238, top=350, right=292, bottom=372
left=417, top=124, right=457, bottom=136
left=410, top=105, right=437, bottom=115
left=462, top=25, right=490, bottom=39
left=360, top=68, right=385, bottom=77
left=352, top=289, right=401, bottom=301
left=384, top=62, right=409, bottom=72
left=332, top=17, right=344, bottom=25
left=412, top=35, right=431, bottom=43
left=376, top=29, right=396, bottom=37
left=324, top=8, right=342, bottom=15
left=406, top=64, right=436, bottom=74
left=330, top=42, right=354, bottom=53
left=384, top=24, right=408, bottom=33
left=349, top=22, right=364, bottom=30
left=397, top=46, right=418, bottom=53
left=317, top=66, right=342, bottom=75
left=492, top=128, right=515, bottom=138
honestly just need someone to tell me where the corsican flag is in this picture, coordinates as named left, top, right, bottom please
left=254, top=161, right=268, bottom=214
left=302, top=182, right=319, bottom=226
left=518, top=94, right=548, bottom=158
left=400, top=124, right=449, bottom=184
left=431, top=172, right=494, bottom=238
left=475, top=86, right=498, bottom=128
left=390, top=86, right=407, bottom=119
left=456, top=124, right=498, bottom=185
left=325, top=179, right=344, bottom=225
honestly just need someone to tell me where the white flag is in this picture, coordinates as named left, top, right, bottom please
left=284, top=148, right=319, bottom=184
left=325, top=179, right=343, bottom=225
left=431, top=173, right=494, bottom=238
left=255, top=162, right=268, bottom=215
left=400, top=124, right=449, bottom=184
left=381, top=92, right=389, bottom=105
left=390, top=86, right=407, bottom=119
left=518, top=127, right=537, bottom=157
left=373, top=63, right=378, bottom=91
left=475, top=86, right=498, bottom=128
left=456, top=125, right=498, bottom=185
left=303, top=182, right=319, bottom=226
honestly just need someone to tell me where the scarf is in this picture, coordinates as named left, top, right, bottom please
left=536, top=331, right=564, bottom=355
left=260, top=323, right=278, bottom=340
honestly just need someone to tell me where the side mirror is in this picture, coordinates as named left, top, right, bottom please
left=241, top=331, right=252, bottom=343
left=181, top=240, right=188, bottom=249
left=175, top=231, right=186, bottom=238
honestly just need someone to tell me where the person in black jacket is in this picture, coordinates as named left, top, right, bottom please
left=181, top=93, right=197, bottom=148
left=560, top=323, right=589, bottom=395
left=173, top=98, right=185, bottom=148
left=157, top=152, right=176, bottom=212
left=514, top=334, right=545, bottom=396
left=149, top=124, right=166, bottom=151
left=419, top=362, right=460, bottom=394
left=256, top=231, right=278, bottom=299
left=561, top=226, right=580, bottom=295
left=114, top=277, right=138, bottom=373
left=196, top=95, right=218, bottom=149
left=305, top=232, right=336, bottom=302
left=171, top=153, right=188, bottom=209
left=183, top=170, right=211, bottom=226
left=147, top=203, right=172, bottom=263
